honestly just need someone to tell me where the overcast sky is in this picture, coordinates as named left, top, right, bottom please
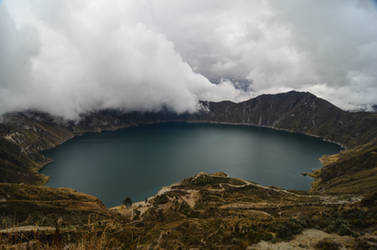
left=1, top=0, right=377, bottom=119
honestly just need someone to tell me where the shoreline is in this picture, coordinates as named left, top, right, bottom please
left=36, top=119, right=343, bottom=203
left=185, top=120, right=346, bottom=149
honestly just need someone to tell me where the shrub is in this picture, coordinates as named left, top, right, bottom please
left=123, top=197, right=132, bottom=208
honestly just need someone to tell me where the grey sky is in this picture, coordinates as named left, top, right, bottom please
left=1, top=0, right=376, bottom=119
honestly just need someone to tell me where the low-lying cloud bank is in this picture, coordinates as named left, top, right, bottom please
left=0, top=1, right=251, bottom=119
left=1, top=1, right=377, bottom=119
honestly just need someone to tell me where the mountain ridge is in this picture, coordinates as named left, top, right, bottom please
left=196, top=90, right=376, bottom=148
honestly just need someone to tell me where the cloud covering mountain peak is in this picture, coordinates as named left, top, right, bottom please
left=1, top=0, right=377, bottom=119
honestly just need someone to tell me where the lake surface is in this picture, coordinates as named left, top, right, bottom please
left=42, top=122, right=340, bottom=207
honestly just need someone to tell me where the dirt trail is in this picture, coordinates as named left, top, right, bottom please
left=249, top=229, right=356, bottom=249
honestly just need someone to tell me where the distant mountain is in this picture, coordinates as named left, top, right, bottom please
left=196, top=91, right=377, bottom=147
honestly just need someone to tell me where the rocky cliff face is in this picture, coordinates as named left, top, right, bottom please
left=196, top=91, right=377, bottom=147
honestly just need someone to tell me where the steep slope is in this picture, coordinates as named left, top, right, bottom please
left=0, top=183, right=110, bottom=228
left=0, top=113, right=75, bottom=184
left=0, top=183, right=119, bottom=248
left=311, top=142, right=377, bottom=194
left=196, top=91, right=377, bottom=147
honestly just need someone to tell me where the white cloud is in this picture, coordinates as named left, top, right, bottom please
left=1, top=0, right=376, bottom=119
left=0, top=0, right=251, bottom=119
left=137, top=0, right=377, bottom=109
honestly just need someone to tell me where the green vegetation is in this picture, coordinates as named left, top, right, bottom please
left=312, top=142, right=377, bottom=194
left=122, top=196, right=132, bottom=208
left=0, top=183, right=110, bottom=229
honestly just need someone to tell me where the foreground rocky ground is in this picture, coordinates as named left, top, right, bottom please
left=1, top=172, right=377, bottom=249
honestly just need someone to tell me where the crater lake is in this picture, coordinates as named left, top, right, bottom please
left=41, top=122, right=341, bottom=207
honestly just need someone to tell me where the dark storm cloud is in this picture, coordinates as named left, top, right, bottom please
left=1, top=0, right=376, bottom=119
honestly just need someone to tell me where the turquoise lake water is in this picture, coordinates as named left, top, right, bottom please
left=41, top=122, right=340, bottom=207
